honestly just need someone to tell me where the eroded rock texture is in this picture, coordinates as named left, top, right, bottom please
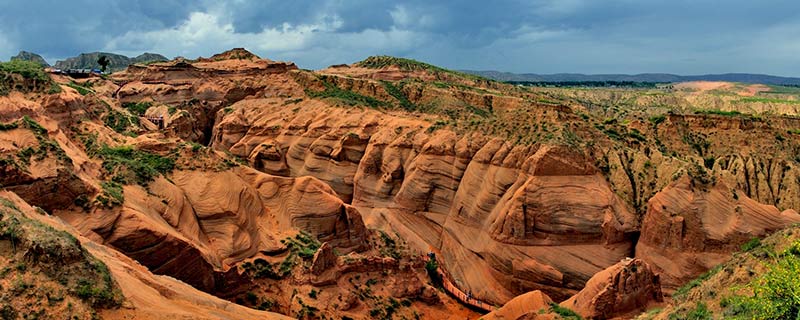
left=212, top=101, right=639, bottom=303
left=560, top=258, right=663, bottom=319
left=636, top=175, right=800, bottom=290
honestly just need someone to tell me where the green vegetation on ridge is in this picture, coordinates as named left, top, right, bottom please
left=0, top=60, right=60, bottom=95
left=305, top=76, right=387, bottom=109
left=355, top=55, right=488, bottom=81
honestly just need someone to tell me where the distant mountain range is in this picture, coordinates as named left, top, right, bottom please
left=54, top=52, right=168, bottom=72
left=462, top=70, right=800, bottom=85
left=8, top=51, right=168, bottom=72
left=11, top=51, right=50, bottom=67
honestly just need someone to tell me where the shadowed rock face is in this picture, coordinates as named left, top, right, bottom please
left=636, top=175, right=800, bottom=291
left=0, top=191, right=289, bottom=319
left=59, top=167, right=369, bottom=296
left=560, top=258, right=663, bottom=320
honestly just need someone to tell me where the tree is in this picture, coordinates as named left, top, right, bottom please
left=97, top=55, right=110, bottom=73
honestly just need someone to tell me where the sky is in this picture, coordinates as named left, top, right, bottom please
left=1, top=0, right=799, bottom=76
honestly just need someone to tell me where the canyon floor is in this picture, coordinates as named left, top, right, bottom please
left=1, top=49, right=799, bottom=319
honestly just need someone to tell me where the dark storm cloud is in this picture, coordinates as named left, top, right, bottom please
left=0, top=0, right=205, bottom=63
left=1, top=0, right=798, bottom=75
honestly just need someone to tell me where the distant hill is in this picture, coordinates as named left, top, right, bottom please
left=54, top=52, right=168, bottom=72
left=10, top=51, right=50, bottom=67
left=462, top=70, right=800, bottom=85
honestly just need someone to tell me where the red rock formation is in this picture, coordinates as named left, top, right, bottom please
left=560, top=258, right=663, bottom=319
left=311, top=242, right=337, bottom=276
left=212, top=100, right=639, bottom=303
left=636, top=174, right=800, bottom=290
left=0, top=190, right=289, bottom=319
left=482, top=290, right=555, bottom=320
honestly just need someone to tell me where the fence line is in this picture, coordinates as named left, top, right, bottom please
left=427, top=255, right=493, bottom=313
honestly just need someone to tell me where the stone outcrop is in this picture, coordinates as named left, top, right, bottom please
left=560, top=258, right=663, bottom=319
left=482, top=290, right=555, bottom=320
left=310, top=242, right=337, bottom=276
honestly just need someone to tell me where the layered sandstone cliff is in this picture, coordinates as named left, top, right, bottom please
left=636, top=174, right=800, bottom=291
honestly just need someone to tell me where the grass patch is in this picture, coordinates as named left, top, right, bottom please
left=305, top=79, right=386, bottom=109
left=740, top=97, right=800, bottom=104
left=649, top=114, right=667, bottom=126
left=0, top=121, right=19, bottom=131
left=0, top=198, right=122, bottom=307
left=381, top=80, right=416, bottom=111
left=122, top=102, right=153, bottom=115
left=0, top=60, right=56, bottom=95
left=549, top=303, right=582, bottom=319
left=104, top=109, right=139, bottom=135
left=673, top=265, right=722, bottom=300
left=241, top=258, right=281, bottom=280
left=95, top=145, right=176, bottom=185
left=378, top=231, right=401, bottom=260
left=669, top=302, right=712, bottom=320
left=694, top=109, right=742, bottom=117
left=355, top=55, right=488, bottom=81
left=0, top=60, right=49, bottom=81
left=95, top=181, right=124, bottom=208
left=741, top=237, right=762, bottom=252
left=66, top=82, right=93, bottom=95
left=719, top=241, right=800, bottom=319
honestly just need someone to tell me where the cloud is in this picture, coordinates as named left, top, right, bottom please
left=0, top=32, right=15, bottom=60
left=104, top=12, right=319, bottom=58
left=104, top=9, right=431, bottom=68
left=1, top=0, right=800, bottom=75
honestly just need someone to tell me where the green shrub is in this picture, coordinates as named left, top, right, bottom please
left=122, top=102, right=153, bottom=115
left=720, top=241, right=800, bottom=319
left=355, top=56, right=488, bottom=81
left=305, top=81, right=387, bottom=109
left=104, top=109, right=139, bottom=134
left=703, top=156, right=715, bottom=170
left=241, top=258, right=281, bottom=279
left=0, top=60, right=57, bottom=95
left=95, top=145, right=175, bottom=185
left=426, top=120, right=447, bottom=133
left=257, top=298, right=276, bottom=311
left=96, top=181, right=124, bottom=208
left=0, top=121, right=19, bottom=131
left=741, top=237, right=762, bottom=252
left=381, top=80, right=416, bottom=111
left=669, top=302, right=712, bottom=320
left=66, top=82, right=93, bottom=95
left=21, top=116, right=46, bottom=136
left=673, top=265, right=722, bottom=300
left=0, top=60, right=49, bottom=81
left=628, top=129, right=647, bottom=142
left=694, top=109, right=742, bottom=117
left=649, top=114, right=667, bottom=126
left=549, top=303, right=582, bottom=319
left=739, top=97, right=800, bottom=105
